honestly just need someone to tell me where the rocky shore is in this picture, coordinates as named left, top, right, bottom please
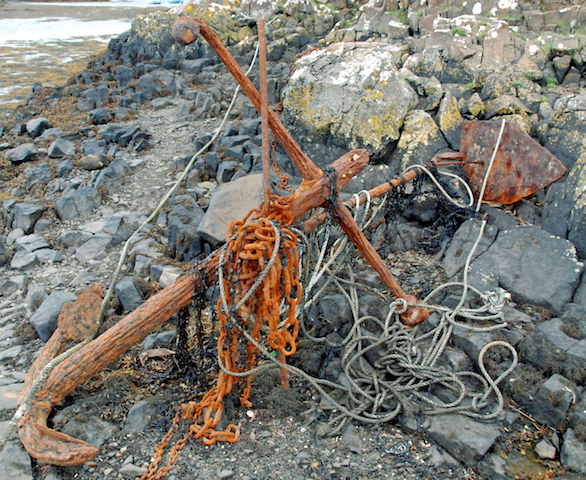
left=1, top=1, right=586, bottom=479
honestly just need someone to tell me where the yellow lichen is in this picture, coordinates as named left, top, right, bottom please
left=439, top=96, right=463, bottom=133
left=287, top=85, right=314, bottom=114
left=398, top=112, right=439, bottom=150
left=363, top=90, right=384, bottom=102
left=365, top=110, right=402, bottom=147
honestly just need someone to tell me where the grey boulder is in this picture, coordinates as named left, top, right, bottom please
left=468, top=225, right=583, bottom=314
left=29, top=291, right=77, bottom=342
left=4, top=144, right=37, bottom=163
left=26, top=117, right=49, bottom=138
left=561, top=428, right=586, bottom=475
left=11, top=203, right=45, bottom=234
left=48, top=138, right=75, bottom=158
left=114, top=277, right=143, bottom=313
left=426, top=413, right=501, bottom=465
left=281, top=42, right=417, bottom=166
left=197, top=173, right=263, bottom=246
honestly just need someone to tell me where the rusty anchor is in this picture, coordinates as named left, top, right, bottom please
left=14, top=16, right=569, bottom=467
left=16, top=17, right=429, bottom=466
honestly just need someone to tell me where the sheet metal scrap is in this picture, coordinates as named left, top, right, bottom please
left=460, top=120, right=567, bottom=205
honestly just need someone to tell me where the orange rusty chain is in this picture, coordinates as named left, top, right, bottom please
left=0, top=21, right=266, bottom=463
left=142, top=19, right=303, bottom=477
left=141, top=161, right=472, bottom=476
left=141, top=204, right=302, bottom=479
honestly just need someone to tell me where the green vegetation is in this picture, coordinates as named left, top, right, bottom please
left=505, top=13, right=525, bottom=24
left=545, top=77, right=558, bottom=89
left=524, top=72, right=535, bottom=81
left=398, top=9, right=407, bottom=24
left=389, top=9, right=407, bottom=24
left=542, top=95, right=548, bottom=102
left=511, top=80, right=523, bottom=87
left=512, top=30, right=528, bottom=41
left=453, top=28, right=467, bottom=37
left=466, top=82, right=475, bottom=90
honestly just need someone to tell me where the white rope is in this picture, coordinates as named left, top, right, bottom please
left=212, top=112, right=516, bottom=436
left=285, top=161, right=517, bottom=432
left=476, top=118, right=506, bottom=212
left=401, top=164, right=474, bottom=208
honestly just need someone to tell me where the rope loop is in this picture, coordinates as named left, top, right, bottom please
left=391, top=297, right=409, bottom=315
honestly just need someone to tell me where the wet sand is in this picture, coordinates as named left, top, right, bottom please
left=0, top=1, right=164, bottom=21
left=0, top=1, right=168, bottom=120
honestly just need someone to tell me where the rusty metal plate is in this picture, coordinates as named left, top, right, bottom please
left=460, top=120, right=567, bottom=204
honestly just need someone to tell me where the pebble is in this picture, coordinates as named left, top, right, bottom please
left=217, top=469, right=234, bottom=479
left=118, top=463, right=147, bottom=478
left=534, top=439, right=556, bottom=460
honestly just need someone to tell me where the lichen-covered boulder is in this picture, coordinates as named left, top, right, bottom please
left=130, top=10, right=180, bottom=54
left=479, top=19, right=524, bottom=73
left=481, top=71, right=543, bottom=112
left=405, top=16, right=486, bottom=84
left=400, top=68, right=444, bottom=112
left=281, top=42, right=416, bottom=166
left=354, top=0, right=409, bottom=41
left=131, top=0, right=240, bottom=53
left=437, top=92, right=463, bottom=150
left=539, top=94, right=586, bottom=170
left=543, top=152, right=586, bottom=259
left=389, top=109, right=448, bottom=172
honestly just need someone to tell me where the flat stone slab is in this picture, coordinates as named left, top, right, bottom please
left=468, top=225, right=583, bottom=314
left=442, top=218, right=498, bottom=278
left=561, top=428, right=586, bottom=475
left=0, top=425, right=33, bottom=480
left=29, top=291, right=77, bottom=342
left=197, top=173, right=263, bottom=246
left=426, top=413, right=501, bottom=465
left=0, top=345, right=23, bottom=362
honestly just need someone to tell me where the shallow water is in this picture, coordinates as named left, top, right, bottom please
left=0, top=1, right=171, bottom=120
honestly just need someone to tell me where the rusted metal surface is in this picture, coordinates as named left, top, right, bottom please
left=333, top=200, right=428, bottom=327
left=19, top=273, right=202, bottom=465
left=17, top=284, right=103, bottom=406
left=172, top=17, right=323, bottom=183
left=303, top=152, right=464, bottom=234
left=171, top=17, right=425, bottom=325
left=258, top=19, right=271, bottom=211
left=460, top=120, right=567, bottom=204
